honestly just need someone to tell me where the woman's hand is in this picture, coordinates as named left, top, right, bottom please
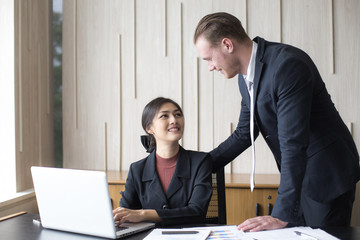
left=113, top=207, right=162, bottom=225
left=113, top=207, right=145, bottom=225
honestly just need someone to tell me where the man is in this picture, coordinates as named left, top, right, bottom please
left=194, top=12, right=360, bottom=231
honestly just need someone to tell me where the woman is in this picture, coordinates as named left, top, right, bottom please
left=113, top=97, right=212, bottom=226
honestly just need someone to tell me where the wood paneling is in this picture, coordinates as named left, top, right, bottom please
left=226, top=188, right=278, bottom=225
left=14, top=0, right=54, bottom=192
left=62, top=0, right=360, bottom=225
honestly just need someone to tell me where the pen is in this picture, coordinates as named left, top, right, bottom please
left=162, top=231, right=199, bottom=235
left=294, top=231, right=318, bottom=240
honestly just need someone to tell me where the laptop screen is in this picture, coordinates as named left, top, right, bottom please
left=31, top=166, right=154, bottom=239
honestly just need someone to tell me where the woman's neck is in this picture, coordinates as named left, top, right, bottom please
left=156, top=142, right=180, bottom=158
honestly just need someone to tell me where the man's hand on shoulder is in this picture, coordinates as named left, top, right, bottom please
left=237, top=216, right=288, bottom=232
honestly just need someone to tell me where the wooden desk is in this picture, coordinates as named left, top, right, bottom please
left=106, top=171, right=280, bottom=225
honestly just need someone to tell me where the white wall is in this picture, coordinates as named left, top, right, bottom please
left=0, top=0, right=16, bottom=197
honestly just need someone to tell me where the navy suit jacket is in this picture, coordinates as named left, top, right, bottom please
left=120, top=146, right=212, bottom=226
left=210, top=37, right=360, bottom=224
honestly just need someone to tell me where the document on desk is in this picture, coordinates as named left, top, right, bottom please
left=187, top=225, right=339, bottom=240
left=144, top=225, right=339, bottom=240
left=239, top=226, right=340, bottom=240
left=143, top=228, right=211, bottom=240
left=190, top=225, right=245, bottom=239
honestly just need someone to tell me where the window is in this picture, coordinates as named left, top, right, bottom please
left=53, top=0, right=63, bottom=168
left=0, top=0, right=63, bottom=201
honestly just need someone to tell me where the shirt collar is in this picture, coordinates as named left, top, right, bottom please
left=243, top=41, right=258, bottom=84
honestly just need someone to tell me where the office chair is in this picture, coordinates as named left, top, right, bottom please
left=205, top=167, right=226, bottom=224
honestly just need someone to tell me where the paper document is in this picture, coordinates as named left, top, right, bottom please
left=143, top=228, right=211, bottom=240
left=240, top=226, right=340, bottom=240
left=191, top=225, right=244, bottom=240
left=187, top=225, right=339, bottom=240
left=144, top=226, right=339, bottom=240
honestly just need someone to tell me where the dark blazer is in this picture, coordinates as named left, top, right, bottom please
left=120, top=146, right=212, bottom=226
left=210, top=37, right=360, bottom=224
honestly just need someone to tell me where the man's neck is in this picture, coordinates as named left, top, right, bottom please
left=237, top=39, right=253, bottom=75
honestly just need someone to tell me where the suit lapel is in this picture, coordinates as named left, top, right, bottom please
left=252, top=37, right=265, bottom=107
left=166, top=174, right=183, bottom=199
left=238, top=75, right=250, bottom=106
left=253, top=62, right=264, bottom=111
left=142, top=151, right=168, bottom=204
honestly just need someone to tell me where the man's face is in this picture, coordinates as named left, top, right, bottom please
left=195, top=36, right=239, bottom=79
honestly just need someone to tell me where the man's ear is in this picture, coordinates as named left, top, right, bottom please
left=222, top=38, right=234, bottom=53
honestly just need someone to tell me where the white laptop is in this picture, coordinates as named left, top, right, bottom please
left=31, top=166, right=155, bottom=239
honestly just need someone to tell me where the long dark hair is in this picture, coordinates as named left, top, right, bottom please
left=141, top=97, right=183, bottom=152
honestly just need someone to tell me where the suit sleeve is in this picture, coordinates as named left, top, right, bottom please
left=270, top=56, right=313, bottom=224
left=209, top=92, right=259, bottom=172
left=155, top=155, right=213, bottom=226
left=119, top=163, right=142, bottom=209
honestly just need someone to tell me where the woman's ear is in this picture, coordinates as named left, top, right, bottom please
left=146, top=127, right=154, bottom=135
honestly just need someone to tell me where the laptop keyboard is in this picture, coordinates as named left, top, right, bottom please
left=116, top=226, right=128, bottom=232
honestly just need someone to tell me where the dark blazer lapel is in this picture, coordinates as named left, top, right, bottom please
left=166, top=147, right=191, bottom=199
left=252, top=37, right=265, bottom=105
left=142, top=151, right=168, bottom=203
left=238, top=75, right=250, bottom=106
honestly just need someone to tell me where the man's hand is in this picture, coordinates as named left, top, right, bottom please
left=237, top=216, right=288, bottom=232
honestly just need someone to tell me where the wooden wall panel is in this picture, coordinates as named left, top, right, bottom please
left=247, top=0, right=281, bottom=42
left=62, top=0, right=360, bottom=224
left=282, top=0, right=332, bottom=77
left=62, top=0, right=360, bottom=174
left=15, top=0, right=54, bottom=192
left=182, top=0, right=212, bottom=151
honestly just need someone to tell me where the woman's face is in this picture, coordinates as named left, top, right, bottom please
left=146, top=102, right=184, bottom=145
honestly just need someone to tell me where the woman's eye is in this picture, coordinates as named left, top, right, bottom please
left=175, top=113, right=183, bottom=117
left=160, top=114, right=168, bottom=118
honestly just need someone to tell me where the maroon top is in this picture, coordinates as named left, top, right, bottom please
left=156, top=152, right=178, bottom=193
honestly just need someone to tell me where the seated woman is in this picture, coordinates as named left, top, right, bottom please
left=113, top=97, right=212, bottom=226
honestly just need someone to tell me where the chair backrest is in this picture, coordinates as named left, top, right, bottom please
left=205, top=167, right=226, bottom=224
